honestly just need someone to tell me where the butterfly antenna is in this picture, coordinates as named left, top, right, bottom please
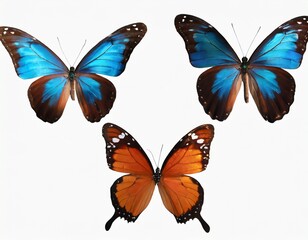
left=73, top=40, right=87, bottom=67
left=147, top=149, right=158, bottom=168
left=57, top=37, right=71, bottom=66
left=231, top=23, right=244, bottom=57
left=157, top=144, right=164, bottom=168
left=246, top=26, right=261, bottom=57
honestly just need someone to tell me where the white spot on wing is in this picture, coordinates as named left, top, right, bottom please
left=118, top=132, right=125, bottom=139
left=197, top=139, right=204, bottom=144
left=191, top=133, right=198, bottom=140
left=112, top=137, right=120, bottom=143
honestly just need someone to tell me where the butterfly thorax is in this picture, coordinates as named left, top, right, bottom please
left=240, top=57, right=249, bottom=74
left=68, top=67, right=76, bottom=81
left=153, top=167, right=161, bottom=184
left=68, top=67, right=76, bottom=100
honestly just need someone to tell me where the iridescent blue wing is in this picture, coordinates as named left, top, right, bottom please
left=75, top=74, right=116, bottom=122
left=76, top=23, right=147, bottom=76
left=28, top=74, right=71, bottom=123
left=197, top=65, right=242, bottom=121
left=247, top=66, right=295, bottom=122
left=249, top=16, right=308, bottom=68
left=175, top=14, right=240, bottom=67
left=0, top=26, right=68, bottom=79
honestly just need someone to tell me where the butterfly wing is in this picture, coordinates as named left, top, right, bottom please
left=0, top=26, right=68, bottom=79
left=102, top=123, right=155, bottom=230
left=75, top=74, right=116, bottom=122
left=197, top=66, right=242, bottom=121
left=175, top=14, right=242, bottom=121
left=27, top=74, right=70, bottom=123
left=105, top=174, right=156, bottom=230
left=76, top=23, right=147, bottom=76
left=246, top=16, right=307, bottom=122
left=247, top=66, right=295, bottom=122
left=0, top=27, right=71, bottom=123
left=249, top=16, right=308, bottom=69
left=158, top=124, right=214, bottom=232
left=175, top=14, right=240, bottom=67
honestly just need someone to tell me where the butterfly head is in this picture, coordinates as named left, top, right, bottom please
left=240, top=56, right=249, bottom=73
left=153, top=167, right=161, bottom=183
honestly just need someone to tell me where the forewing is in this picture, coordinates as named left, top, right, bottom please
left=158, top=175, right=209, bottom=232
left=248, top=66, right=295, bottom=122
left=175, top=14, right=240, bottom=68
left=161, top=124, right=214, bottom=177
left=76, top=23, right=147, bottom=76
left=197, top=65, right=242, bottom=121
left=0, top=26, right=67, bottom=79
left=102, top=123, right=154, bottom=175
left=105, top=174, right=156, bottom=230
left=249, top=16, right=308, bottom=69
left=27, top=74, right=70, bottom=123
left=75, top=73, right=116, bottom=122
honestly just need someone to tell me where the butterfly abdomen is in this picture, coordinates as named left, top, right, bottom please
left=239, top=57, right=250, bottom=102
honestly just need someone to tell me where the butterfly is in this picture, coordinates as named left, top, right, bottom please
left=175, top=14, right=308, bottom=122
left=102, top=123, right=214, bottom=232
left=0, top=23, right=147, bottom=123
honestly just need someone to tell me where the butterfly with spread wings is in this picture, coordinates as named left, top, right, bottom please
left=175, top=14, right=308, bottom=122
left=102, top=123, right=214, bottom=232
left=0, top=23, right=146, bottom=123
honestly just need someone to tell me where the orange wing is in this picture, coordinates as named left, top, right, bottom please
left=103, top=123, right=154, bottom=175
left=102, top=123, right=155, bottom=230
left=161, top=124, right=214, bottom=176
left=105, top=175, right=155, bottom=230
left=158, top=124, right=214, bottom=232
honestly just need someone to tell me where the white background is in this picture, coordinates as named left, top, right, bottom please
left=1, top=0, right=308, bottom=239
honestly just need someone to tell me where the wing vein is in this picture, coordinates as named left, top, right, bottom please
left=251, top=33, right=286, bottom=61
left=29, top=43, right=67, bottom=71
left=127, top=147, right=153, bottom=173
left=78, top=44, right=113, bottom=71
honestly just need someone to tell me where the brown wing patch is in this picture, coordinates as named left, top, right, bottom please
left=197, top=66, right=242, bottom=121
left=75, top=73, right=116, bottom=122
left=248, top=66, right=295, bottom=123
left=105, top=174, right=155, bottom=230
left=28, top=75, right=70, bottom=123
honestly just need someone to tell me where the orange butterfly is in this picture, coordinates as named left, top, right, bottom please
left=102, top=123, right=215, bottom=232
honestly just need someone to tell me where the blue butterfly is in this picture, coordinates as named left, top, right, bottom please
left=0, top=23, right=147, bottom=123
left=175, top=14, right=308, bottom=122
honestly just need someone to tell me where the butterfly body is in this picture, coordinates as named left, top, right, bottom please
left=68, top=67, right=75, bottom=81
left=103, top=123, right=214, bottom=232
left=175, top=15, right=308, bottom=122
left=0, top=23, right=147, bottom=123
left=153, top=167, right=161, bottom=183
